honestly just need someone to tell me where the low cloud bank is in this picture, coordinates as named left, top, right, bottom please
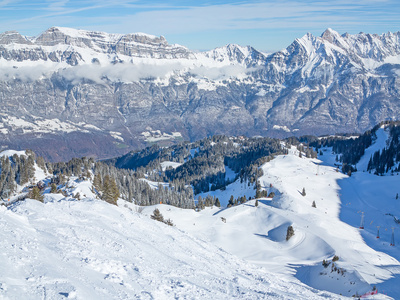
left=0, top=61, right=254, bottom=84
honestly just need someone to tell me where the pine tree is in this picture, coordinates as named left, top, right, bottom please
left=151, top=208, right=164, bottom=222
left=50, top=183, right=57, bottom=194
left=165, top=218, right=174, bottom=226
left=215, top=197, right=221, bottom=207
left=197, top=195, right=204, bottom=210
left=93, top=173, right=102, bottom=193
left=28, top=186, right=44, bottom=203
left=36, top=156, right=46, bottom=171
left=255, top=199, right=259, bottom=207
left=109, top=178, right=119, bottom=204
left=396, top=193, right=399, bottom=200
left=255, top=188, right=262, bottom=199
left=312, top=200, right=316, bottom=208
left=102, top=175, right=119, bottom=205
left=302, top=187, right=306, bottom=196
left=59, top=173, right=66, bottom=185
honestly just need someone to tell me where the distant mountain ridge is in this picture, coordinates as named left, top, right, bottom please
left=1, top=27, right=400, bottom=161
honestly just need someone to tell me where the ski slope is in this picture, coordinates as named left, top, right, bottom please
left=154, top=144, right=399, bottom=298
left=0, top=195, right=344, bottom=299
left=2, top=128, right=400, bottom=298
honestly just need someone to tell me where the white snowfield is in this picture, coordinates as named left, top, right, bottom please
left=160, top=161, right=183, bottom=171
left=0, top=115, right=103, bottom=136
left=0, top=198, right=341, bottom=300
left=157, top=141, right=399, bottom=298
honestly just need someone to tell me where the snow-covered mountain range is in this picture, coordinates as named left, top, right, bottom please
left=1, top=27, right=400, bottom=160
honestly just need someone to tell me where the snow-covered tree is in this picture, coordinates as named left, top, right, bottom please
left=151, top=208, right=164, bottom=222
left=28, top=186, right=44, bottom=203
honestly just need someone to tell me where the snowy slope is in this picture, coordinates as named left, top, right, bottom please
left=0, top=196, right=343, bottom=300
left=357, top=126, right=389, bottom=171
left=2, top=135, right=400, bottom=298
left=154, top=146, right=398, bottom=298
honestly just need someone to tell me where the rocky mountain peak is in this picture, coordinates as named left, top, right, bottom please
left=202, top=43, right=266, bottom=66
left=120, top=33, right=168, bottom=46
left=320, top=28, right=341, bottom=42
left=0, top=30, right=32, bottom=45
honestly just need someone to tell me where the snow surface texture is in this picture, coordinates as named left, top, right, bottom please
left=0, top=198, right=341, bottom=300
left=0, top=150, right=340, bottom=299
left=161, top=145, right=399, bottom=298
left=2, top=135, right=400, bottom=298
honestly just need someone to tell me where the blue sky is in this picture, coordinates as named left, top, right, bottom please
left=0, top=0, right=399, bottom=52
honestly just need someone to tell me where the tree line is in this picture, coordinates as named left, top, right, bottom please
left=107, top=135, right=286, bottom=195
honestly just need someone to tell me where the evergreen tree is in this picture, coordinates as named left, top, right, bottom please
left=164, top=218, right=174, bottom=226
left=301, top=187, right=306, bottom=196
left=255, top=188, right=262, bottom=199
left=151, top=208, right=164, bottom=222
left=102, top=175, right=119, bottom=205
left=28, top=186, right=44, bottom=203
left=312, top=200, right=316, bottom=208
left=50, top=183, right=57, bottom=194
left=214, top=197, right=221, bottom=207
left=228, top=195, right=234, bottom=207
left=255, top=199, right=259, bottom=207
left=196, top=196, right=204, bottom=210
left=93, top=173, right=102, bottom=193
left=59, top=173, right=66, bottom=185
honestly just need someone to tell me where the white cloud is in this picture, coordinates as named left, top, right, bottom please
left=45, top=0, right=70, bottom=11
left=190, top=65, right=254, bottom=81
left=0, top=65, right=54, bottom=81
left=0, top=0, right=12, bottom=7
left=58, top=62, right=185, bottom=84
left=0, top=59, right=258, bottom=84
left=103, top=1, right=396, bottom=34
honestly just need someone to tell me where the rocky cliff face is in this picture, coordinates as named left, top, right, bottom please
left=0, top=27, right=399, bottom=161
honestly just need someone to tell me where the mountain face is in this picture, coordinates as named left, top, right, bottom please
left=1, top=26, right=400, bottom=161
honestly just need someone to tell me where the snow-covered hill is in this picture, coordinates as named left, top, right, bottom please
left=150, top=143, right=400, bottom=298
left=0, top=195, right=345, bottom=299
left=2, top=128, right=400, bottom=298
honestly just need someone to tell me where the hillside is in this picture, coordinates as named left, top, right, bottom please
left=152, top=144, right=399, bottom=298
left=1, top=195, right=344, bottom=299
left=1, top=124, right=400, bottom=298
